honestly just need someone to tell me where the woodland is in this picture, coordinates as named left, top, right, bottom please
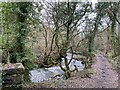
left=0, top=1, right=120, bottom=89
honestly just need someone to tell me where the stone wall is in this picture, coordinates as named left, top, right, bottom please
left=2, top=63, right=24, bottom=90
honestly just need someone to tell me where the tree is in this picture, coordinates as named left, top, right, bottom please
left=1, top=2, right=41, bottom=69
left=46, top=1, right=92, bottom=78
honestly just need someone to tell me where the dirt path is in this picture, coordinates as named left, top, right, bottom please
left=65, top=54, right=119, bottom=88
left=91, top=55, right=119, bottom=88
left=27, top=55, right=119, bottom=88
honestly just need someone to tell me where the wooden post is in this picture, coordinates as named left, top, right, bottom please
left=2, top=63, right=24, bottom=90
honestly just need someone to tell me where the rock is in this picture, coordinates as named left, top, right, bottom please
left=2, top=63, right=24, bottom=75
left=2, top=63, right=24, bottom=89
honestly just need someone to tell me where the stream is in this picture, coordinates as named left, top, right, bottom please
left=30, top=53, right=84, bottom=82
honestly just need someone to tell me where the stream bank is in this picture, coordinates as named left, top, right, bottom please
left=24, top=55, right=118, bottom=88
left=29, top=53, right=84, bottom=82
